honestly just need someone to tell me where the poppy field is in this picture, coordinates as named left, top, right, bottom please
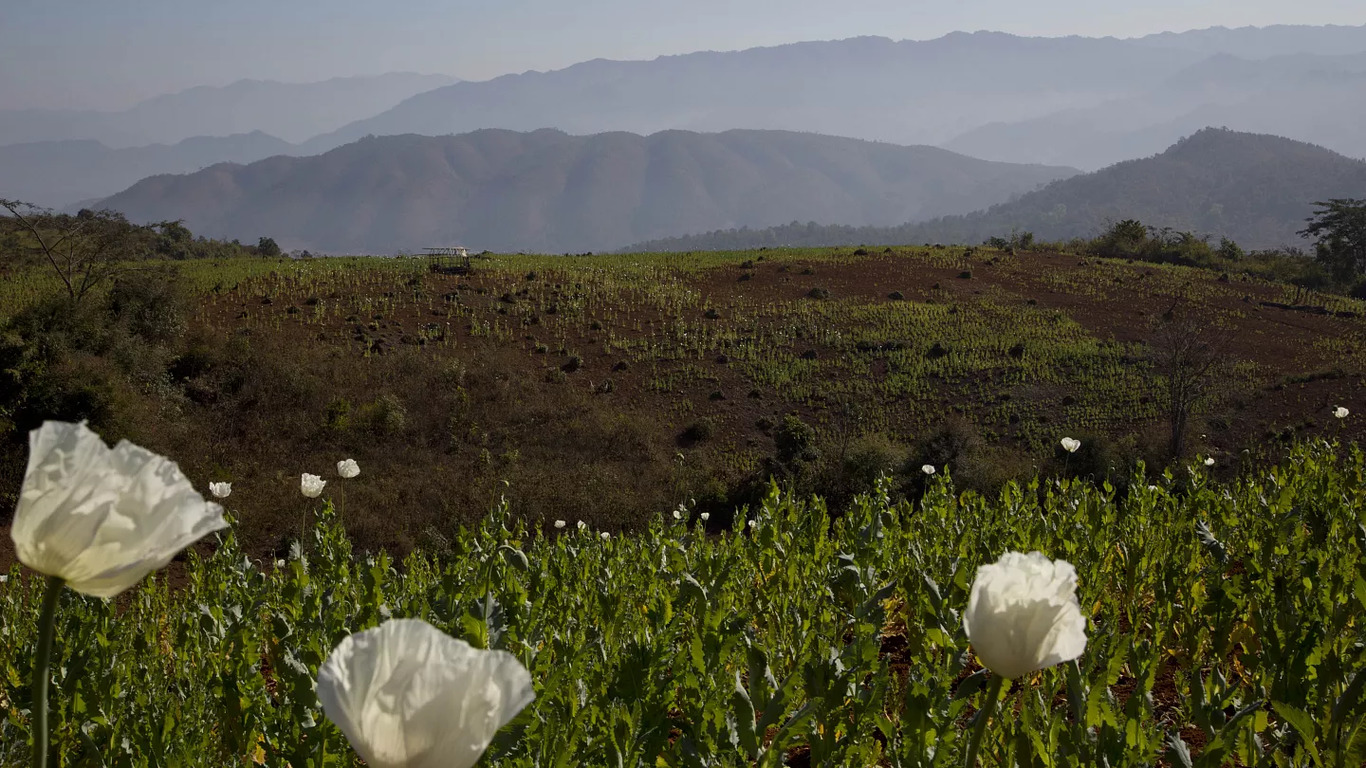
left=2, top=437, right=1365, bottom=766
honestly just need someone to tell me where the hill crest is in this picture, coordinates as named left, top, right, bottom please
left=95, top=128, right=1076, bottom=253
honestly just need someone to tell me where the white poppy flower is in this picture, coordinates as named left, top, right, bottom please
left=1204, top=457, right=1215, bottom=467
left=672, top=509, right=682, bottom=520
left=209, top=481, right=232, bottom=499
left=1334, top=406, right=1349, bottom=419
left=747, top=519, right=756, bottom=529
left=700, top=512, right=710, bottom=522
left=1059, top=437, right=1081, bottom=454
left=963, top=551, right=1087, bottom=679
left=317, top=618, right=535, bottom=768
left=576, top=521, right=587, bottom=531
left=10, top=421, right=227, bottom=598
left=337, top=459, right=360, bottom=479
left=0, top=575, right=8, bottom=583
left=600, top=531, right=610, bottom=540
left=274, top=559, right=286, bottom=568
left=553, top=520, right=565, bottom=529
left=301, top=473, right=326, bottom=498
left=921, top=464, right=936, bottom=475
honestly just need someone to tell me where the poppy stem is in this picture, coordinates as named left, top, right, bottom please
left=964, top=674, right=1005, bottom=767
left=31, top=575, right=64, bottom=768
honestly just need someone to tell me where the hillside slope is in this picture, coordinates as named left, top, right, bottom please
left=632, top=129, right=1366, bottom=251
left=95, top=129, right=1076, bottom=253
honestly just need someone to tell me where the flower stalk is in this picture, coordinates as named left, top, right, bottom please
left=31, top=575, right=63, bottom=768
left=964, top=674, right=1005, bottom=768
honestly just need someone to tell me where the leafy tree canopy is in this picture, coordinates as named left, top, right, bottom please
left=1299, top=198, right=1366, bottom=283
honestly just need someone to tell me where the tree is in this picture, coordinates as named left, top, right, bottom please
left=1, top=200, right=149, bottom=303
left=1299, top=199, right=1366, bottom=283
left=1149, top=303, right=1234, bottom=460
left=256, top=236, right=282, bottom=257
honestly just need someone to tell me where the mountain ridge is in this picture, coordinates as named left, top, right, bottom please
left=0, top=73, right=457, bottom=148
left=0, top=132, right=296, bottom=209
left=628, top=128, right=1366, bottom=252
left=93, top=128, right=1077, bottom=253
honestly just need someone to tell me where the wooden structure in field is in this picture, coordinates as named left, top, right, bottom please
left=422, top=246, right=477, bottom=274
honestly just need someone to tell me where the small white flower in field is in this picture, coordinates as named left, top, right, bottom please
left=747, top=519, right=756, bottom=529
left=11, top=421, right=227, bottom=598
left=337, top=459, right=360, bottom=479
left=577, top=520, right=587, bottom=531
left=700, top=512, right=710, bottom=521
left=1204, top=457, right=1215, bottom=467
left=0, top=574, right=8, bottom=583
left=600, top=531, right=610, bottom=540
left=317, top=618, right=534, bottom=768
left=1059, top=437, right=1081, bottom=454
left=1334, top=406, right=1349, bottom=419
left=553, top=520, right=566, bottom=529
left=209, top=481, right=232, bottom=499
left=963, top=551, right=1087, bottom=679
left=921, top=464, right=936, bottom=475
left=274, top=559, right=286, bottom=568
left=301, top=473, right=326, bottom=498
left=1147, top=485, right=1158, bottom=492
left=672, top=508, right=682, bottom=521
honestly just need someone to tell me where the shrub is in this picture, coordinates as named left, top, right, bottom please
left=324, top=398, right=352, bottom=430
left=912, top=415, right=982, bottom=473
left=105, top=266, right=190, bottom=345
left=680, top=418, right=716, bottom=444
left=839, top=433, right=908, bottom=497
left=363, top=394, right=407, bottom=437
left=774, top=414, right=819, bottom=467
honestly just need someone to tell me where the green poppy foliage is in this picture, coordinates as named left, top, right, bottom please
left=2, top=441, right=1364, bottom=766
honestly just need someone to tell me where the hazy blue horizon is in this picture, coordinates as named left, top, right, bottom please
left=3, top=1, right=1366, bottom=111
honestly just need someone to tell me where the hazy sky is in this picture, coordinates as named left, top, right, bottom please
left=3, top=0, right=1365, bottom=110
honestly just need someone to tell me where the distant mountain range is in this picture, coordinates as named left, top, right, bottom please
left=0, top=73, right=456, bottom=148
left=296, top=34, right=1210, bottom=154
left=93, top=129, right=1076, bottom=253
left=0, top=132, right=295, bottom=209
left=629, top=129, right=1366, bottom=252
left=7, top=24, right=1366, bottom=221
left=942, top=52, right=1366, bottom=169
left=294, top=25, right=1366, bottom=162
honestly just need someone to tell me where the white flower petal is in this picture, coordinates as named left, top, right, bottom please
left=317, top=619, right=534, bottom=768
left=302, top=473, right=326, bottom=498
left=209, top=481, right=232, bottom=499
left=963, top=551, right=1087, bottom=679
left=11, top=422, right=226, bottom=598
left=338, top=459, right=361, bottom=479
